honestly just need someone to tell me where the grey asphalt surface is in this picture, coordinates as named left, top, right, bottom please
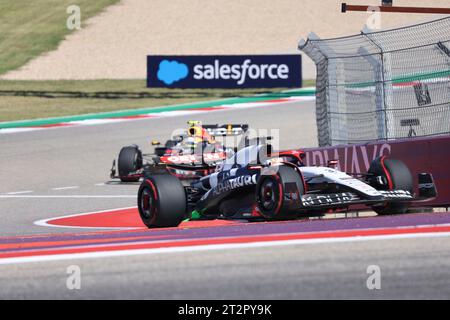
left=1, top=99, right=450, bottom=300
left=1, top=236, right=450, bottom=299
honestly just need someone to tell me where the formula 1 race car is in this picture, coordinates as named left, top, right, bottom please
left=110, top=121, right=249, bottom=183
left=137, top=141, right=437, bottom=228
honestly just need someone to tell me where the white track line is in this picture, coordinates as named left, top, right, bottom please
left=1, top=231, right=450, bottom=265
left=4, top=190, right=34, bottom=195
left=0, top=128, right=45, bottom=134
left=51, top=186, right=79, bottom=191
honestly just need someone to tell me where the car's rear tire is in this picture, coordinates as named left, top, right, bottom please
left=118, top=146, right=143, bottom=182
left=256, top=165, right=305, bottom=219
left=137, top=175, right=187, bottom=228
left=368, top=156, right=413, bottom=215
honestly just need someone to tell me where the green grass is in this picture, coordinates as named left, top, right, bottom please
left=0, top=79, right=315, bottom=122
left=0, top=0, right=120, bottom=75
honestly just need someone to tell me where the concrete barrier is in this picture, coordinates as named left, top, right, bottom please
left=303, top=135, right=450, bottom=207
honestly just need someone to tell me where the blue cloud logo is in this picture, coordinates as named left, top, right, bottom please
left=157, top=60, right=189, bottom=85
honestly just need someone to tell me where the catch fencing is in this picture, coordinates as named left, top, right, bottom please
left=299, top=17, right=450, bottom=147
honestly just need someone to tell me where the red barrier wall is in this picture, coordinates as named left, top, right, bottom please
left=303, top=135, right=450, bottom=207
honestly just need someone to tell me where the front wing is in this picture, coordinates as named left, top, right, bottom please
left=290, top=173, right=437, bottom=210
left=298, top=190, right=413, bottom=208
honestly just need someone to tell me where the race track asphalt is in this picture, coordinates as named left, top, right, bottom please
left=1, top=99, right=450, bottom=299
left=1, top=237, right=450, bottom=299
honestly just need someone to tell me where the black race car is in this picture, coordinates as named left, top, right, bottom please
left=110, top=121, right=248, bottom=183
left=137, top=141, right=437, bottom=228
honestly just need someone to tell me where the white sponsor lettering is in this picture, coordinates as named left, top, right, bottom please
left=193, top=59, right=290, bottom=85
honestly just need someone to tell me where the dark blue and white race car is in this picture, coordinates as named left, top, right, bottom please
left=137, top=141, right=437, bottom=228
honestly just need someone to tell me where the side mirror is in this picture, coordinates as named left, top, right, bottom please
left=151, top=140, right=160, bottom=146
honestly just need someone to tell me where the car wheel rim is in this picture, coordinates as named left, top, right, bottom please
left=260, top=179, right=277, bottom=211
left=133, top=153, right=138, bottom=170
left=140, top=188, right=155, bottom=219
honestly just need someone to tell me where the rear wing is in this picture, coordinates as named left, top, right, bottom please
left=202, top=124, right=249, bottom=136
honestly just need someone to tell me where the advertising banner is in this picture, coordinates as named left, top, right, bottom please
left=147, top=55, right=302, bottom=88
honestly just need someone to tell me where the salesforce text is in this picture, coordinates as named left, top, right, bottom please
left=193, top=59, right=289, bottom=85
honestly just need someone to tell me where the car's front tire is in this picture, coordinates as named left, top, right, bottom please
left=368, top=156, right=413, bottom=215
left=118, top=145, right=143, bottom=182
